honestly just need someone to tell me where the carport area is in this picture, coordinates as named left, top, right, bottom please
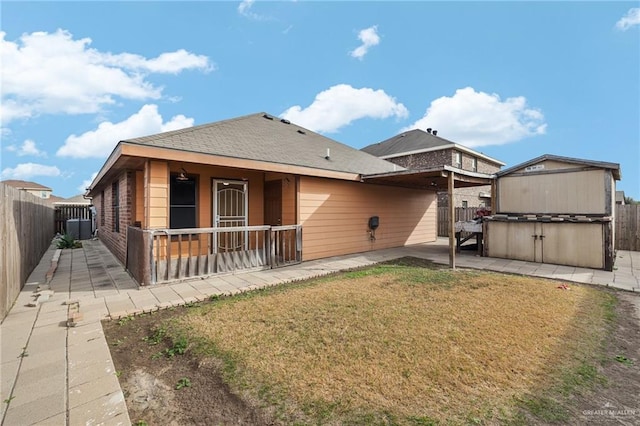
left=364, top=165, right=495, bottom=269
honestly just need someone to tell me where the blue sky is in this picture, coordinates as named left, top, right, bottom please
left=1, top=1, right=639, bottom=199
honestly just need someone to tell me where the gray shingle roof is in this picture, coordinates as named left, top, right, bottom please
left=124, top=113, right=403, bottom=176
left=1, top=180, right=52, bottom=191
left=361, top=129, right=452, bottom=157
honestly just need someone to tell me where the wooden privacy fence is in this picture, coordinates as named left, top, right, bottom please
left=54, top=204, right=92, bottom=235
left=616, top=204, right=640, bottom=251
left=437, top=207, right=478, bottom=237
left=0, top=184, right=55, bottom=320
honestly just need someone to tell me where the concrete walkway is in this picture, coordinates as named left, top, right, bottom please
left=1, top=238, right=639, bottom=425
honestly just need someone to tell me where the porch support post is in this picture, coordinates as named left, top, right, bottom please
left=448, top=171, right=456, bottom=270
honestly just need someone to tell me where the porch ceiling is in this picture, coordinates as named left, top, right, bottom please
left=362, top=166, right=495, bottom=190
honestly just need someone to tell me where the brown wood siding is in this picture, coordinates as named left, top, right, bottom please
left=497, top=169, right=606, bottom=214
left=299, top=177, right=436, bottom=260
left=148, top=161, right=169, bottom=228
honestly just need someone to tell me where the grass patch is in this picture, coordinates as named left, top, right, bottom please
left=156, top=258, right=613, bottom=424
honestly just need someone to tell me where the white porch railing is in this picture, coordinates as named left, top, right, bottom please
left=143, top=225, right=302, bottom=285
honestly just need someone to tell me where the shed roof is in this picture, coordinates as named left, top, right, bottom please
left=496, top=154, right=621, bottom=180
left=361, top=129, right=505, bottom=166
left=123, top=112, right=403, bottom=176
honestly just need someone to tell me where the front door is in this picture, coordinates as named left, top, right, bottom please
left=264, top=180, right=282, bottom=226
left=213, top=180, right=248, bottom=251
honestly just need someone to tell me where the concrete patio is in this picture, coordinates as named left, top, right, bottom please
left=1, top=238, right=639, bottom=425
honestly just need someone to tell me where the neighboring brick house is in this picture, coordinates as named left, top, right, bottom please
left=361, top=129, right=504, bottom=209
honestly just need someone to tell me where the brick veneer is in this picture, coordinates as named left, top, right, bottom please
left=95, top=171, right=135, bottom=264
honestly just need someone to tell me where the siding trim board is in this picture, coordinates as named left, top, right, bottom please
left=498, top=166, right=609, bottom=178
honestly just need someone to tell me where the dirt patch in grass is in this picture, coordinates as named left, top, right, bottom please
left=104, top=258, right=640, bottom=425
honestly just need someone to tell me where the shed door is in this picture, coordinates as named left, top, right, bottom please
left=486, top=221, right=538, bottom=262
left=541, top=223, right=604, bottom=269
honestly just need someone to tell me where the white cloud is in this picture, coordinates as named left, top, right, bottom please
left=78, top=172, right=98, bottom=192
left=238, top=0, right=268, bottom=20
left=0, top=29, right=212, bottom=125
left=238, top=0, right=254, bottom=15
left=57, top=104, right=194, bottom=158
left=6, top=139, right=47, bottom=157
left=281, top=84, right=408, bottom=133
left=350, top=25, right=380, bottom=60
left=401, top=87, right=546, bottom=147
left=1, top=163, right=61, bottom=180
left=615, top=8, right=640, bottom=31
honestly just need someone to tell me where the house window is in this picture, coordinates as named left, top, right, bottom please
left=112, top=182, right=120, bottom=233
left=170, top=174, right=197, bottom=229
left=454, top=152, right=462, bottom=168
left=472, top=158, right=478, bottom=172
left=462, top=200, right=468, bottom=208
left=41, top=191, right=47, bottom=198
left=100, top=190, right=105, bottom=226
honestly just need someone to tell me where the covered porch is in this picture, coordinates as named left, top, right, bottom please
left=99, top=155, right=305, bottom=286
left=363, top=165, right=496, bottom=269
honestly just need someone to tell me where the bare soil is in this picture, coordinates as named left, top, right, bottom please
left=103, top=261, right=640, bottom=425
left=105, top=309, right=275, bottom=425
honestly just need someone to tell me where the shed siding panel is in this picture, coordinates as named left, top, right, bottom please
left=498, top=169, right=606, bottom=214
left=299, top=177, right=436, bottom=260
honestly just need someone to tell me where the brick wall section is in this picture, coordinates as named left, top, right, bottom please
left=96, top=171, right=135, bottom=264
left=385, top=149, right=501, bottom=208
left=437, top=186, right=492, bottom=208
left=387, top=149, right=451, bottom=169
left=386, top=148, right=500, bottom=174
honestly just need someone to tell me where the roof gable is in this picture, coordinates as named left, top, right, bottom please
left=1, top=180, right=52, bottom=191
left=497, top=154, right=621, bottom=180
left=361, top=129, right=505, bottom=166
left=124, top=113, right=402, bottom=176
left=361, top=129, right=451, bottom=157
